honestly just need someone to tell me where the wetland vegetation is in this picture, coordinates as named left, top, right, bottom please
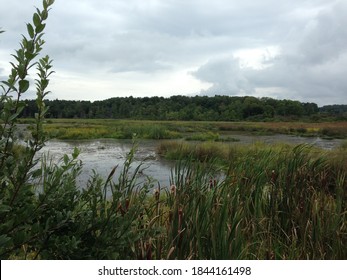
left=18, top=118, right=347, bottom=140
left=1, top=0, right=346, bottom=260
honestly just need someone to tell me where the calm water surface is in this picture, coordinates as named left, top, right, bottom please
left=38, top=135, right=343, bottom=187
left=38, top=139, right=175, bottom=187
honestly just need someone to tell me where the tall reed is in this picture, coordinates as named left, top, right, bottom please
left=148, top=143, right=346, bottom=259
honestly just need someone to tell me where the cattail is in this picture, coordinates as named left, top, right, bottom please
left=209, top=178, right=218, bottom=189
left=109, top=165, right=117, bottom=177
left=177, top=208, right=184, bottom=249
left=170, top=185, right=176, bottom=196
left=154, top=188, right=160, bottom=201
left=125, top=198, right=130, bottom=211
left=106, top=165, right=118, bottom=183
left=271, top=170, right=276, bottom=184
left=178, top=207, right=183, bottom=231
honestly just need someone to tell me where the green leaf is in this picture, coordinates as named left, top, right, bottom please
left=14, top=49, right=25, bottom=62
left=43, top=0, right=48, bottom=10
left=27, top=39, right=34, bottom=52
left=17, top=64, right=26, bottom=79
left=41, top=10, right=48, bottom=20
left=25, top=51, right=37, bottom=60
left=72, top=147, right=80, bottom=159
left=27, top=23, right=35, bottom=38
left=63, top=154, right=69, bottom=165
left=47, top=0, right=55, bottom=7
left=33, top=13, right=41, bottom=27
left=21, top=36, right=30, bottom=49
left=35, top=23, right=46, bottom=34
left=11, top=68, right=17, bottom=78
left=9, top=111, right=21, bottom=121
left=1, top=81, right=18, bottom=92
left=41, top=79, right=49, bottom=89
left=19, top=79, right=30, bottom=93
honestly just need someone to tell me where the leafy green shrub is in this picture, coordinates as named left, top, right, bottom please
left=0, top=0, right=56, bottom=259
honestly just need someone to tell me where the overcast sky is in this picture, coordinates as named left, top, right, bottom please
left=1, top=0, right=346, bottom=106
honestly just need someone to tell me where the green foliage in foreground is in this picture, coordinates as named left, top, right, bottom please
left=1, top=1, right=346, bottom=260
left=1, top=141, right=346, bottom=259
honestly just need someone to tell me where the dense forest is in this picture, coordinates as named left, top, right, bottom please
left=20, top=95, right=347, bottom=121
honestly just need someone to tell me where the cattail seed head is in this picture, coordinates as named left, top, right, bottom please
left=271, top=170, right=276, bottom=183
left=125, top=198, right=130, bottom=210
left=170, top=184, right=176, bottom=196
left=178, top=207, right=183, bottom=230
left=154, top=188, right=160, bottom=201
left=178, top=208, right=183, bottom=216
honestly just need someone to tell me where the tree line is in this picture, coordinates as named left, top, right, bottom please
left=19, top=95, right=347, bottom=121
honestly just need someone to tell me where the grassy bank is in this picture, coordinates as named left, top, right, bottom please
left=19, top=118, right=347, bottom=140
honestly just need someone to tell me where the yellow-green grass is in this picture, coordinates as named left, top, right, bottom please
left=18, top=118, right=347, bottom=140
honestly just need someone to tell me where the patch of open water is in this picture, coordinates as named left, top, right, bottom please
left=37, top=135, right=343, bottom=188
left=38, top=139, right=175, bottom=188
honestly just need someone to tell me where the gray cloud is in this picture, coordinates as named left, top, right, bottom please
left=192, top=1, right=347, bottom=105
left=192, top=56, right=254, bottom=95
left=0, top=0, right=346, bottom=105
left=297, top=2, right=347, bottom=65
left=0, top=67, right=6, bottom=84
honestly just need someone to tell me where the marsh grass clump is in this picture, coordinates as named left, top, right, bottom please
left=185, top=131, right=220, bottom=141
left=154, top=141, right=346, bottom=259
left=157, top=140, right=230, bottom=164
left=43, top=122, right=181, bottom=140
left=144, top=125, right=181, bottom=140
left=320, top=127, right=347, bottom=139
